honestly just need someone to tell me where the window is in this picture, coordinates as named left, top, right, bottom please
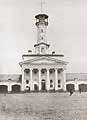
left=50, top=84, right=53, bottom=88
left=50, top=70, right=53, bottom=74
left=41, top=69, right=45, bottom=74
left=24, top=69, right=29, bottom=74
left=34, top=69, right=37, bottom=74
left=41, top=37, right=43, bottom=40
left=58, top=79, right=61, bottom=88
left=58, top=85, right=61, bottom=88
left=50, top=80, right=53, bottom=83
left=26, top=80, right=29, bottom=84
left=41, top=47, right=45, bottom=53
left=58, top=80, right=61, bottom=84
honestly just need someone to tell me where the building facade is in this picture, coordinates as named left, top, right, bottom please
left=19, top=13, right=68, bottom=92
left=0, top=13, right=86, bottom=93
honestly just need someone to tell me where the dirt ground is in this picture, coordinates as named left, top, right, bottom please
left=0, top=92, right=87, bottom=120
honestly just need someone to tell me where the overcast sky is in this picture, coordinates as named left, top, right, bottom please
left=0, top=0, right=87, bottom=73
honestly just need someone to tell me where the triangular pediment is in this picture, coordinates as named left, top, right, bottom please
left=19, top=56, right=68, bottom=66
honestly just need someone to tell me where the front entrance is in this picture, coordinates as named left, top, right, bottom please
left=41, top=79, right=46, bottom=91
left=34, top=84, right=38, bottom=91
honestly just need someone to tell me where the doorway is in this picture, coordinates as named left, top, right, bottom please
left=41, top=79, right=46, bottom=91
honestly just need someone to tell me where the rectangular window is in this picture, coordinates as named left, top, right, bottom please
left=58, top=80, right=61, bottom=84
left=26, top=80, right=29, bottom=84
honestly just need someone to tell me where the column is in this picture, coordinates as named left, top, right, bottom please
left=8, top=84, right=12, bottom=93
left=30, top=68, right=33, bottom=91
left=46, top=68, right=50, bottom=91
left=62, top=69, right=66, bottom=91
left=21, top=68, right=25, bottom=91
left=39, top=68, right=41, bottom=91
left=55, top=68, right=58, bottom=91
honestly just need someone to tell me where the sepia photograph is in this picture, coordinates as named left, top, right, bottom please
left=0, top=0, right=87, bottom=120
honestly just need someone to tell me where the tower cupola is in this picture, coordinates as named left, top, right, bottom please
left=34, top=14, right=50, bottom=54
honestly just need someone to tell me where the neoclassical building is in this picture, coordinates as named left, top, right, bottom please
left=19, top=13, right=68, bottom=92
left=0, top=13, right=87, bottom=93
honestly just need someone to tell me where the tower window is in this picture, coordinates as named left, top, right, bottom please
left=41, top=37, right=43, bottom=40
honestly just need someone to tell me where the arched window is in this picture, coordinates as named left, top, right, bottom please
left=50, top=84, right=53, bottom=88
left=41, top=69, right=45, bottom=74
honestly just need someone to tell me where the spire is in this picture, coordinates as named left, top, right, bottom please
left=40, top=0, right=47, bottom=13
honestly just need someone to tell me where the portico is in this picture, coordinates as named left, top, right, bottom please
left=20, top=63, right=67, bottom=92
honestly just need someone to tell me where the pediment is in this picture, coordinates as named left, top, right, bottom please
left=19, top=56, right=67, bottom=66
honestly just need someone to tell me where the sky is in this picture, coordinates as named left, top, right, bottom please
left=0, top=0, right=87, bottom=73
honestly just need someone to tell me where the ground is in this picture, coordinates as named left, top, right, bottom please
left=0, top=92, right=87, bottom=120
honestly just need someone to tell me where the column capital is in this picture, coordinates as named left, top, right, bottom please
left=38, top=68, right=42, bottom=70
left=46, top=68, right=50, bottom=71
left=30, top=68, right=33, bottom=70
left=55, top=68, right=58, bottom=71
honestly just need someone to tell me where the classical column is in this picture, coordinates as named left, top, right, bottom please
left=62, top=69, right=66, bottom=91
left=38, top=68, right=41, bottom=91
left=21, top=68, right=25, bottom=91
left=46, top=68, right=50, bottom=91
left=30, top=68, right=33, bottom=91
left=55, top=68, right=58, bottom=91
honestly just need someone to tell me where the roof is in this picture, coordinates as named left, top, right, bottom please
left=34, top=42, right=50, bottom=47
left=66, top=73, right=87, bottom=81
left=35, top=14, right=48, bottom=19
left=19, top=56, right=68, bottom=66
left=0, top=74, right=21, bottom=82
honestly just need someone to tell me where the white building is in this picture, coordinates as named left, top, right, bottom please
left=0, top=13, right=87, bottom=93
left=19, top=13, right=68, bottom=92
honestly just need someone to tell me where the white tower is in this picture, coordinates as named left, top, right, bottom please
left=34, top=14, right=50, bottom=54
